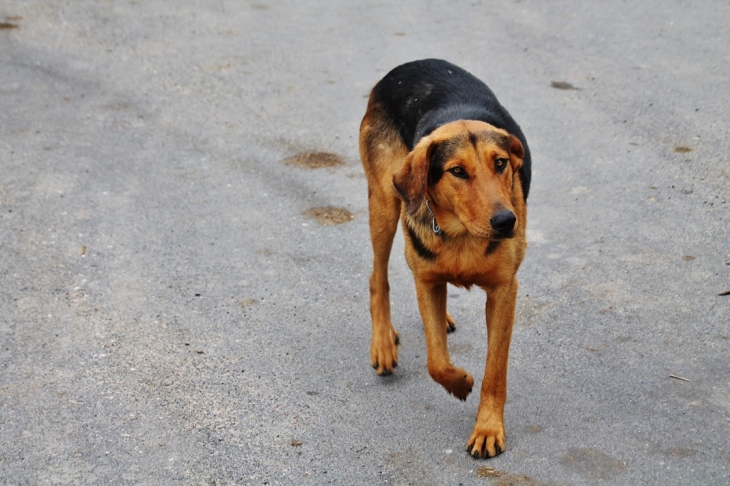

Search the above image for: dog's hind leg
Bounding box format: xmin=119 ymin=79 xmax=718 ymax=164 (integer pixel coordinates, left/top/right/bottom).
xmin=446 ymin=310 xmax=456 ymax=333
xmin=366 ymin=183 xmax=401 ymax=375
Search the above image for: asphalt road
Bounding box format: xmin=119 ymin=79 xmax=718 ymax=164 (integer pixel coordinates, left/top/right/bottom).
xmin=1 ymin=1 xmax=729 ymax=484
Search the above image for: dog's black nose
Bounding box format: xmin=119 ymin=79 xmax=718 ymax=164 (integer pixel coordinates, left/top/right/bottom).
xmin=490 ymin=210 xmax=516 ymax=236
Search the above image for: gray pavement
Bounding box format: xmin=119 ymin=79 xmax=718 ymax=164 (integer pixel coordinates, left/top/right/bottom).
xmin=1 ymin=1 xmax=729 ymax=484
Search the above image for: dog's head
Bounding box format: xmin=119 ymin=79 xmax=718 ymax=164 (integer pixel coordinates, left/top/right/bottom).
xmin=393 ymin=120 xmax=524 ymax=239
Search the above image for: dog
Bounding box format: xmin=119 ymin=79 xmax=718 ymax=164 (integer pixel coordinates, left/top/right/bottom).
xmin=359 ymin=59 xmax=531 ymax=459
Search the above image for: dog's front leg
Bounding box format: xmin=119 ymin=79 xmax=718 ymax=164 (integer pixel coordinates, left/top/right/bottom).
xmin=416 ymin=280 xmax=474 ymax=400
xmin=367 ymin=186 xmax=401 ymax=376
xmin=467 ymin=277 xmax=518 ymax=458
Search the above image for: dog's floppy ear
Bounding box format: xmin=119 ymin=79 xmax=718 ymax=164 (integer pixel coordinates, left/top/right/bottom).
xmin=393 ymin=137 xmax=432 ymax=215
xmin=508 ymin=134 xmax=524 ymax=171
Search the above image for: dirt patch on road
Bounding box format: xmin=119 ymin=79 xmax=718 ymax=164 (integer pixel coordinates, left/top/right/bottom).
xmin=303 ymin=206 xmax=353 ymax=225
xmin=284 ymin=151 xmax=344 ymax=169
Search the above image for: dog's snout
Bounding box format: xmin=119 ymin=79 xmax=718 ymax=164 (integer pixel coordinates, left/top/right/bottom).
xmin=490 ymin=210 xmax=516 ymax=236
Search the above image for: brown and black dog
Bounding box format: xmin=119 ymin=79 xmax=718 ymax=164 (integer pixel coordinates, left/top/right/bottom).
xmin=359 ymin=59 xmax=531 ymax=459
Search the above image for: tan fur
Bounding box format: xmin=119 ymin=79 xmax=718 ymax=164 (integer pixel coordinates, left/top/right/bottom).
xmin=360 ymin=98 xmax=528 ymax=459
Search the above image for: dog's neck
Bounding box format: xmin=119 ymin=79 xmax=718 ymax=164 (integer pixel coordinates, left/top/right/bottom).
xmin=407 ymin=198 xmax=477 ymax=241
xmin=424 ymin=197 xmax=442 ymax=235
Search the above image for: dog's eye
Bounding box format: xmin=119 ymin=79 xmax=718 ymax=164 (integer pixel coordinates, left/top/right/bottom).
xmin=448 ymin=167 xmax=468 ymax=179
xmin=495 ymin=158 xmax=508 ymax=173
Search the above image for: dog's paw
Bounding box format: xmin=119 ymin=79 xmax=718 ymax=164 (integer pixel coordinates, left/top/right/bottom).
xmin=443 ymin=368 xmax=474 ymax=401
xmin=370 ymin=329 xmax=400 ymax=376
xmin=446 ymin=311 xmax=456 ymax=333
xmin=465 ymin=418 xmax=506 ymax=459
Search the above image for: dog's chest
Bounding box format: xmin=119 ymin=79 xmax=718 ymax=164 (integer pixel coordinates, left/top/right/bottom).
xmin=413 ymin=236 xmax=513 ymax=288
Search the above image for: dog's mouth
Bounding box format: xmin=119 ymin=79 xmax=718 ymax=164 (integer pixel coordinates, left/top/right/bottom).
xmin=491 ymin=231 xmax=515 ymax=240
xmin=450 ymin=214 xmax=518 ymax=240
xmin=464 ymin=223 xmax=515 ymax=241
xmin=465 ymin=225 xmax=493 ymax=240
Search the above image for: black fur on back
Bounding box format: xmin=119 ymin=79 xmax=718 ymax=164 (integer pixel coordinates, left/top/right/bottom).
xmin=371 ymin=59 xmax=532 ymax=200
